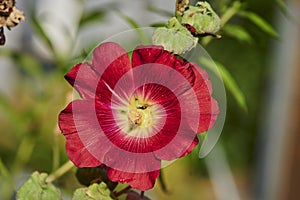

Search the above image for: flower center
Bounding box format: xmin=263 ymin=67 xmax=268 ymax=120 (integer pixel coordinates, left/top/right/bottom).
xmin=127 ymin=96 xmax=153 ymax=130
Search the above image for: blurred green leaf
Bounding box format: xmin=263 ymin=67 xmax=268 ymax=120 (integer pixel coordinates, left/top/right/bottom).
xmin=17 ymin=171 xmax=61 ymax=200
xmin=0 ymin=94 xmax=27 ymax=134
xmin=238 ymin=11 xmax=279 ymax=38
xmin=0 ymin=158 xmax=9 ymax=178
xmin=116 ymin=12 xmax=150 ymax=44
xmin=146 ymin=4 xmax=173 ymax=17
xmin=117 ymin=13 xmax=140 ymax=29
xmin=29 ymin=8 xmax=55 ymax=54
xmin=220 ymin=1 xmax=243 ymax=26
xmin=200 ymin=58 xmax=247 ymax=112
xmin=150 ymin=22 xmax=166 ymax=27
xmin=79 ymin=10 xmax=106 ymax=27
xmin=198 ymin=132 xmax=208 ymax=148
xmin=275 ymin=0 xmax=297 ymax=23
xmin=0 ymin=49 xmax=43 ymax=77
xmin=223 ymin=24 xmax=253 ymax=43
xmin=72 ymin=183 xmax=113 ymax=200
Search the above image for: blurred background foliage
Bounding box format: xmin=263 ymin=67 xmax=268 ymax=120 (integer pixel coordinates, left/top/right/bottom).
xmin=0 ymin=0 xmax=293 ymax=199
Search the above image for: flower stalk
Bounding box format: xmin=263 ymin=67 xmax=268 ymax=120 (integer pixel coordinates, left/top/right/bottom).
xmin=46 ymin=160 xmax=74 ymax=183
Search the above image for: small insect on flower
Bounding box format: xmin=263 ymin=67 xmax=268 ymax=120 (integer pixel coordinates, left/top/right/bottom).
xmin=0 ymin=0 xmax=26 ymax=45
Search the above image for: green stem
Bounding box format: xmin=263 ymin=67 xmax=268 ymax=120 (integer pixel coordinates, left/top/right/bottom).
xmin=46 ymin=160 xmax=74 ymax=183
xmin=0 ymin=158 xmax=15 ymax=200
xmin=158 ymin=169 xmax=168 ymax=193
xmin=12 ymin=136 xmax=36 ymax=173
xmin=52 ymin=129 xmax=60 ymax=171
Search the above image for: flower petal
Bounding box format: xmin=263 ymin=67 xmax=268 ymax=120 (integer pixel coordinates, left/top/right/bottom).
xmin=99 ymin=84 xmax=181 ymax=154
xmin=92 ymin=42 xmax=132 ymax=89
xmin=64 ymin=62 xmax=99 ymax=100
xmin=131 ymin=45 xmax=165 ymax=67
xmin=58 ymin=100 xmax=101 ymax=167
xmin=180 ymin=136 xmax=199 ymax=157
xmin=189 ymin=63 xmax=219 ymax=132
xmin=153 ymin=125 xmax=198 ymax=161
xmin=107 ymin=168 xmax=160 ymax=191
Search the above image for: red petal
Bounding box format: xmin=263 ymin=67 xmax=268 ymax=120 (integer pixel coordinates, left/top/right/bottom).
xmin=180 ymin=136 xmax=199 ymax=157
xmin=98 ymin=84 xmax=181 ymax=154
xmin=154 ymin=125 xmax=198 ymax=160
xmin=92 ymin=42 xmax=132 ymax=89
xmin=190 ymin=63 xmax=219 ymax=132
xmin=58 ymin=100 xmax=101 ymax=167
xmin=64 ymin=62 xmax=99 ymax=100
xmin=131 ymin=45 xmax=165 ymax=68
xmin=107 ymin=168 xmax=160 ymax=191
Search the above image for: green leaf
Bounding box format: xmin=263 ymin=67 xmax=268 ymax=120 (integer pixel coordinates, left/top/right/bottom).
xmin=146 ymin=4 xmax=173 ymax=17
xmin=238 ymin=11 xmax=279 ymax=38
xmin=116 ymin=12 xmax=150 ymax=44
xmin=275 ymin=0 xmax=297 ymax=23
xmin=198 ymin=132 xmax=208 ymax=148
xmin=28 ymin=8 xmax=55 ymax=54
xmin=150 ymin=22 xmax=166 ymax=28
xmin=220 ymin=1 xmax=243 ymax=26
xmin=223 ymin=24 xmax=253 ymax=43
xmin=181 ymin=2 xmax=221 ymax=34
xmin=79 ymin=10 xmax=106 ymax=27
xmin=17 ymin=171 xmax=61 ymax=200
xmin=200 ymin=58 xmax=247 ymax=112
xmin=152 ymin=17 xmax=198 ymax=54
xmin=0 ymin=49 xmax=43 ymax=77
xmin=72 ymin=183 xmax=113 ymax=200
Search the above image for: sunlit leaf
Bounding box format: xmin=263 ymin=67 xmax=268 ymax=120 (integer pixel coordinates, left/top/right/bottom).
xmin=200 ymin=58 xmax=247 ymax=112
xmin=72 ymin=183 xmax=113 ymax=200
xmin=79 ymin=10 xmax=106 ymax=27
xmin=223 ymin=24 xmax=253 ymax=43
xmin=17 ymin=171 xmax=61 ymax=200
xmin=152 ymin=17 xmax=197 ymax=54
xmin=238 ymin=11 xmax=279 ymax=38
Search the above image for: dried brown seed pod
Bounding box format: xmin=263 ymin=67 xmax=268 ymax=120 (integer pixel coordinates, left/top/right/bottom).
xmin=0 ymin=0 xmax=25 ymax=45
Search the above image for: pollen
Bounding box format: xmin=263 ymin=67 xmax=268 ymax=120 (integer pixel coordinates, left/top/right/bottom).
xmin=127 ymin=97 xmax=153 ymax=130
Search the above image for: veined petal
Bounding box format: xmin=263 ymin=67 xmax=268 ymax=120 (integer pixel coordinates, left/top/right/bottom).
xmin=190 ymin=63 xmax=219 ymax=132
xmin=131 ymin=45 xmax=165 ymax=67
xmin=92 ymin=42 xmax=133 ymax=89
xmin=107 ymin=168 xmax=160 ymax=191
xmin=180 ymin=136 xmax=199 ymax=157
xmin=99 ymin=84 xmax=181 ymax=153
xmin=64 ymin=62 xmax=99 ymax=100
xmin=58 ymin=100 xmax=101 ymax=167
xmin=154 ymin=125 xmax=198 ymax=161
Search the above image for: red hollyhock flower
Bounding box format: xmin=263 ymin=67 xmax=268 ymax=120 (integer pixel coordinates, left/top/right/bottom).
xmin=58 ymin=42 xmax=219 ymax=191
